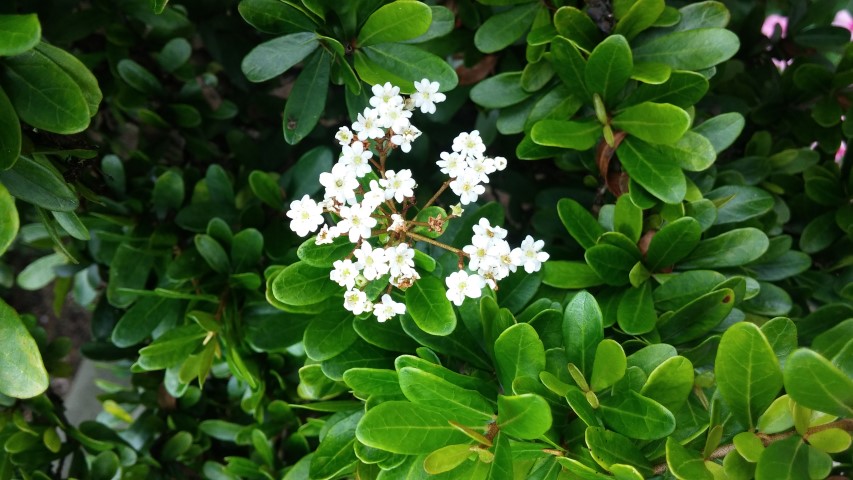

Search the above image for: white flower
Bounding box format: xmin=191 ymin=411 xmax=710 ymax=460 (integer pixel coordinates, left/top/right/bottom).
xmin=362 ymin=180 xmax=386 ymax=211
xmin=387 ymin=213 xmax=405 ymax=233
xmin=330 ymin=259 xmax=362 ymax=290
xmin=390 ymin=124 xmax=421 ymax=153
xmin=449 ymin=171 xmax=485 ymax=205
xmin=511 ymin=235 xmax=549 ymax=273
xmin=386 ymin=243 xmax=416 ymax=278
xmin=319 ymin=163 xmax=359 ymax=204
xmin=381 ymin=104 xmax=412 ymax=133
xmin=463 ymin=234 xmax=499 ymax=273
xmin=437 ymin=151 xmax=467 ymax=178
xmin=472 ymin=218 xmax=507 ymax=244
xmin=452 ymin=130 xmax=486 ymax=159
xmin=340 ymin=141 xmax=373 ymax=178
xmin=337 ymin=203 xmax=377 ymax=243
xmin=352 ymin=108 xmax=385 ymax=140
xmin=445 ymin=270 xmax=485 ymax=306
xmin=369 ymin=82 xmax=403 ymax=115
xmin=343 ymin=289 xmax=371 ymax=315
xmin=315 ymin=224 xmax=340 ymax=245
xmin=450 ymin=204 xmax=464 ymax=217
xmin=466 ymin=155 xmax=495 ymax=184
xmin=412 ymin=79 xmax=446 ymax=114
xmin=380 ymin=169 xmax=417 ymax=203
xmin=335 ymin=126 xmax=355 ymax=146
xmin=286 ymin=194 xmax=324 ymax=237
xmin=354 ymin=242 xmax=390 ymax=281
xmin=493 ymin=156 xmax=508 ymax=171
xmin=373 ymin=294 xmax=406 ymax=322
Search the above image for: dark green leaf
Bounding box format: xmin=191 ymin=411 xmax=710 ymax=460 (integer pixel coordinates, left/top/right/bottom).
xmin=617 ymin=283 xmax=657 ymax=334
xmin=613 ymin=0 xmax=665 ymax=40
xmin=646 ymin=217 xmax=702 ymax=271
xmin=0 ymin=298 xmax=47 ymax=398
xmin=271 ymin=261 xmax=340 ymax=306
xmin=35 ymin=42 xmax=101 ymax=117
xmin=705 ymin=186 xmax=774 ymax=225
xmin=354 ymin=43 xmax=457 ymax=94
xmin=310 ymin=411 xmax=362 ymax=479
xmin=585 ymin=35 xmax=633 ymax=102
xmin=612 ymin=102 xmax=690 ymax=145
xmin=680 ymin=228 xmax=769 ymax=269
xmin=617 ymin=137 xmax=685 ymax=204
xmin=470 ymin=72 xmax=530 ymax=109
xmin=137 ymin=324 xmax=206 ymax=370
xmin=754 ymin=436 xmax=808 ymax=480
xmin=405 ymin=275 xmax=456 ymax=336
xmin=195 ymin=234 xmax=230 ymax=273
xmin=622 ymin=71 xmax=708 ymax=109
xmin=241 ymin=32 xmax=318 ymax=83
xmin=357 ymin=0 xmax=432 ymax=47
xmin=399 ymin=367 xmax=494 ymax=424
xmin=474 ymin=3 xmax=539 ymax=54
xmin=658 ymin=288 xmax=734 ymax=344
xmin=0 ymin=86 xmax=19 ymax=170
xmin=553 ymin=7 xmax=600 ymax=51
xmin=542 ymin=261 xmax=605 ymax=289
xmin=550 ymin=36 xmax=590 ymax=101
xmin=585 ymin=427 xmax=653 ymax=475
xmin=632 ymin=28 xmax=739 ymax=70
xmin=106 ymin=244 xmax=154 ymax=308
xmin=284 ymin=49 xmax=331 ymax=144
xmin=304 ymin=312 xmax=356 ymax=361
xmin=557 ymin=198 xmax=605 ymax=249
xmin=0 ymin=183 xmax=17 ymax=256
xmin=531 ymin=118 xmax=602 ymax=150
xmin=112 ymin=297 xmax=183 ymax=348
xmin=585 ymin=244 xmax=636 ymax=286
xmin=600 ymin=390 xmax=676 ymax=440
xmin=238 ymin=0 xmax=316 ymax=35
xmin=563 ymin=291 xmax=604 ymax=378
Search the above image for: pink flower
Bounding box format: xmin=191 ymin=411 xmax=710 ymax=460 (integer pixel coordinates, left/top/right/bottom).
xmin=836 ymin=141 xmax=847 ymax=164
xmin=833 ymin=10 xmax=853 ymax=39
xmin=761 ymin=14 xmax=788 ymax=39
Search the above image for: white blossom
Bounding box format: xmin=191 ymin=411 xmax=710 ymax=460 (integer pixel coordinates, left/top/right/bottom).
xmin=472 ymin=218 xmax=507 ymax=245
xmin=369 ymin=82 xmax=403 ymax=115
xmin=319 ymin=163 xmax=359 ymax=204
xmin=437 ymin=151 xmax=467 ymax=178
xmin=452 ymin=130 xmax=486 ymax=159
xmin=493 ymin=156 xmax=508 ymax=171
xmin=381 ymin=104 xmax=412 ymax=133
xmin=467 ymin=155 xmax=496 ymax=184
xmin=445 ymin=270 xmax=485 ymax=306
xmin=337 ymin=203 xmax=377 ymax=243
xmin=330 ymin=259 xmax=361 ymax=290
xmin=373 ymin=294 xmax=406 ymax=322
xmin=386 ymin=243 xmax=416 ymax=278
xmin=315 ymin=224 xmax=340 ymax=245
xmin=380 ymin=169 xmax=417 ymax=203
xmin=286 ymin=194 xmax=324 ymax=237
xmin=449 ymin=171 xmax=485 ymax=205
xmin=511 ymin=235 xmax=549 ymax=273
xmin=343 ymin=289 xmax=371 ymax=315
xmin=339 ymin=141 xmax=374 ymax=178
xmin=412 ymin=79 xmax=446 ymax=114
xmin=362 ymin=180 xmax=386 ymax=211
xmin=354 ymin=242 xmax=390 ymax=281
xmin=335 ymin=126 xmax=355 ymax=146
xmin=387 ymin=213 xmax=405 ymax=233
xmin=390 ymin=124 xmax=421 ymax=153
xmin=352 ymin=107 xmax=385 ymax=140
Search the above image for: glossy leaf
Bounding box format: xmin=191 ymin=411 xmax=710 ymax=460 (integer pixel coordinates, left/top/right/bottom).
xmin=284 ymin=49 xmax=331 ymax=144
xmin=783 ymin=349 xmax=853 ymax=418
xmin=0 ymin=14 xmax=41 ymax=56
xmin=617 ymin=283 xmax=657 ymax=335
xmin=112 ymin=297 xmax=183 ymax=348
xmin=0 ymin=183 xmax=17 ymax=256
xmin=474 ymin=3 xmax=539 ymax=54
xmin=310 ymin=411 xmax=362 ymax=480
xmin=645 ymin=217 xmax=702 ymax=271
xmin=666 ymin=437 xmax=712 ymax=480
xmin=557 ymin=198 xmax=606 ymax=249
xmin=531 ymin=119 xmax=602 ymax=150
xmin=0 ymin=86 xmax=19 ymax=170
xmin=497 ymin=394 xmax=552 ymax=439
xmin=585 ymin=243 xmax=637 ymax=286
xmin=658 ymin=288 xmax=734 ymax=344
xmin=405 ymin=275 xmax=456 ymax=336
xmin=494 ymin=323 xmax=545 ymax=392
xmin=272 ymin=261 xmax=340 ymax=306
xmin=543 ymin=261 xmax=605 ymax=289
xmin=590 ymin=339 xmax=626 ymax=391
xmin=398 ymin=367 xmax=494 ymax=424
xmin=613 ymin=0 xmax=665 ymax=40
xmin=550 ymin=36 xmax=590 ymax=100
xmin=585 ymin=35 xmax=633 ymax=102
xmin=680 ymin=228 xmax=769 ymax=269
xmin=0 ymin=298 xmax=48 ymax=398
xmin=563 ymin=291 xmax=604 ymax=378
xmin=754 ymin=436 xmax=808 ymax=480
xmin=612 ymin=102 xmax=690 ymax=145
xmin=585 ymin=427 xmax=653 ymax=475
xmin=241 ymin=32 xmax=318 ymax=82
xmin=35 ymin=42 xmax=101 ymax=117
xmin=600 ymin=391 xmax=676 ymax=440
xmin=641 ymin=356 xmax=693 ymax=412
xmin=357 ymin=0 xmax=432 ymax=47
xmin=617 ymin=137 xmax=686 ymax=204
xmin=356 ymin=401 xmax=473 ymax=454
xmin=633 ymin=27 xmax=740 ymax=70
xmin=354 ymin=43 xmax=457 ymax=94
xmin=304 ymin=312 xmax=357 ymax=361
xmin=238 ymin=0 xmax=316 ymax=34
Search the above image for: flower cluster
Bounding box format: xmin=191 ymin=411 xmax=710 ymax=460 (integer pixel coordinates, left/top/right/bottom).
xmin=285 ymin=79 xmax=547 ymax=322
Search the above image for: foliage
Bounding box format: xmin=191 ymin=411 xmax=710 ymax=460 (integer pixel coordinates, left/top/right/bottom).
xmin=0 ymin=0 xmax=851 ymax=479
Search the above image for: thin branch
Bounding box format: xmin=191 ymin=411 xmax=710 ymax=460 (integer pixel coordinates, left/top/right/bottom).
xmin=421 ymin=179 xmax=452 ymax=211
xmin=405 ymin=231 xmax=466 ymax=257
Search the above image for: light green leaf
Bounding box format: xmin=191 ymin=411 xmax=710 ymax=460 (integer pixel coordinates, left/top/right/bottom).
xmin=0 ymin=298 xmax=47 ymax=398
xmin=563 ymin=291 xmax=604 ymax=379
xmin=667 ymin=131 xmax=716 ymax=172
xmin=2 ymin=50 xmax=89 ymax=134
xmin=0 ymin=14 xmax=41 ymax=56
xmin=680 ymin=228 xmax=769 ymax=269
xmin=0 ymin=155 xmax=77 ymax=211
xmin=616 ymin=137 xmax=685 ymax=204
xmin=423 ymin=444 xmax=474 ymax=475
xmin=600 ymin=390 xmax=676 ymax=440
xmin=550 ymin=36 xmax=590 ymax=101
xmin=494 ymin=323 xmax=545 ymax=392
xmin=497 ymin=394 xmax=552 ymax=439
xmin=585 ymin=427 xmax=653 ymax=475
xmin=35 ymin=42 xmax=101 ymax=117
xmin=0 ymin=183 xmax=18 ymax=256
xmin=354 ymin=43 xmax=457 ymax=94
xmin=716 ymin=323 xmax=783 ymax=430
xmin=641 ymin=356 xmax=694 ymax=412
xmin=783 ymin=349 xmax=853 ymax=418
xmin=272 ymin=261 xmax=341 ymax=306
xmin=614 ymin=195 xmax=642 ymax=243
xmin=692 ymin=112 xmax=744 ymax=154
xmin=666 ymin=437 xmax=712 ymax=480
xmin=630 ymin=62 xmax=671 ymax=84
xmin=585 ymin=35 xmax=633 ymax=102
xmin=542 ymin=261 xmax=604 ymax=289
xmin=617 ymin=283 xmax=657 ymax=334
xmin=613 ymin=0 xmax=665 ymax=40
xmin=585 ymin=244 xmax=635 ymax=286
xmin=399 ymin=367 xmax=494 ymax=424
xmin=357 ymin=0 xmax=432 ymax=47
xmin=356 ymin=401 xmax=473 ymax=454
xmin=531 ymin=119 xmax=601 ymax=151
xmin=137 ymin=324 xmax=206 ymax=370
xmin=406 ymin=275 xmax=456 ymax=336
xmin=241 ymin=32 xmax=319 ymax=82
xmin=591 ymin=339 xmax=627 ymax=391
xmin=754 ymin=436 xmax=808 ymax=480
xmin=633 ymin=27 xmax=739 ymax=70
xmin=284 ymin=49 xmax=331 ymax=144
xmin=474 ymin=3 xmax=539 ymax=54
xmin=612 ymin=102 xmax=690 ymax=145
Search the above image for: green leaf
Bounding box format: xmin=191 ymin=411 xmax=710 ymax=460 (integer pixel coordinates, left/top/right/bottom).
xmin=16 ymin=252 xmax=63 ymax=290
xmin=600 ymin=390 xmax=676 ymax=440
xmin=632 ymin=27 xmax=739 ymax=70
xmin=658 ymin=288 xmax=734 ymax=344
xmin=557 ymin=198 xmax=605 ymax=249
xmin=248 ymin=170 xmax=283 ymax=209
xmin=90 ymin=451 xmax=119 ymax=480
xmin=622 ymin=71 xmax=708 ymax=109
xmin=0 ymin=14 xmax=40 ymax=56
xmin=563 ymin=291 xmax=604 ymax=379
xmin=356 ymin=401 xmax=473 ymax=454
xmin=0 ymin=299 xmax=47 ymax=398
xmin=357 ymin=0 xmax=431 ymax=47
xmin=630 ymin=62 xmax=671 ymax=84
xmin=716 ymin=323 xmax=783 ymax=430
xmin=666 ymin=131 xmax=716 ymax=172
xmin=304 ymin=312 xmax=356 ymax=361
xmin=553 ymin=7 xmax=600 ymax=51
xmin=550 ymin=36 xmax=590 ymax=101
xmin=231 ymin=229 xmax=263 ymax=272
xmin=34 ymin=42 xmax=101 ymax=117
xmin=591 ymin=339 xmax=627 ymax=391
xmin=617 ymin=283 xmax=657 ymax=334
xmin=494 ymin=323 xmax=545 ymax=392
xmin=237 ymin=0 xmax=316 ymax=34
xmin=666 ymin=437 xmax=712 ymax=480
xmin=613 ymin=0 xmax=665 ymax=40
xmin=0 ymin=86 xmax=19 ymax=170
xmin=613 ymin=195 xmax=642 ymax=243
xmin=137 ymin=324 xmax=206 ymax=370
xmin=692 ymin=112 xmax=744 ymax=154
xmin=354 ymin=42 xmax=457 ymax=94
xmin=474 ymin=3 xmax=539 ymax=54
xmin=612 ymin=102 xmax=690 ymax=144
xmin=783 ymin=349 xmax=853 ymax=418
xmin=284 ymin=49 xmax=331 ymax=144
xmin=807 ymin=428 xmax=851 ymax=453
xmin=641 ymin=356 xmax=693 ymax=412
xmin=754 ymin=436 xmax=808 ymax=480
xmin=241 ymin=32 xmax=319 ymax=82
xmin=470 ymin=72 xmax=530 ymax=109
xmin=423 ymin=444 xmax=474 ymax=475
xmin=310 ymin=411 xmax=362 ymax=480
xmin=116 ymin=59 xmax=162 ymax=96
xmin=542 ymin=261 xmax=605 ymax=289
xmin=497 ymin=394 xmax=552 ymax=439
xmin=616 ymin=137 xmax=685 ymax=204
xmin=112 ymin=297 xmax=183 ymax=348
xmin=645 ymin=217 xmax=701 ymax=271
xmin=404 ymin=6 xmax=455 ymax=44
xmin=405 ymin=275 xmax=456 ymax=336
xmin=0 ymin=155 xmax=77 ymax=211
xmin=107 ymin=244 xmax=154 ymax=308
xmin=343 ymin=368 xmax=402 ymax=397
xmin=195 ymin=234 xmax=230 ymax=273
xmin=531 ymin=119 xmax=602 ymax=150
xmin=585 ymin=427 xmax=653 ymax=475
xmin=680 ymin=228 xmax=769 ymax=269
xmin=799 ymin=212 xmax=838 ymax=254
xmin=705 ymin=186 xmax=774 ymax=225
xmin=585 ymin=244 xmax=636 ymax=286
xmin=585 ymin=35 xmax=633 ymax=102
xmin=0 ymin=183 xmax=18 ymax=256
xmin=271 ymin=261 xmax=340 ymax=306
xmin=399 ymin=367 xmax=494 ymax=424
xmin=1 ymin=50 xmax=89 ymax=134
